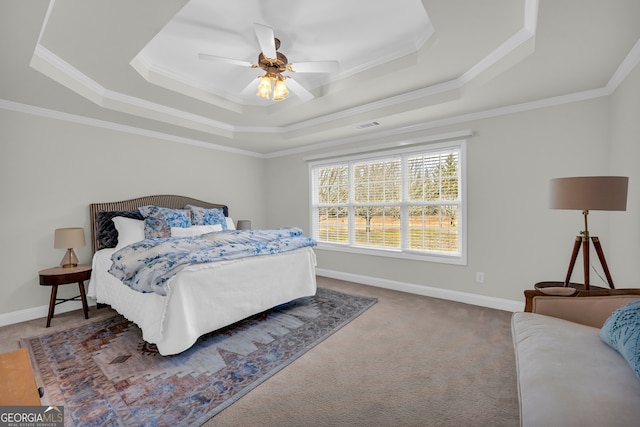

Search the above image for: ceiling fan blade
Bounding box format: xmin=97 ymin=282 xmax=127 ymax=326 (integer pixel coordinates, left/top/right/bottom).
xmin=286 ymin=78 xmax=314 ymax=102
xmin=254 ymin=23 xmax=277 ymax=59
xmin=290 ymin=61 xmax=339 ymax=74
xmin=198 ymin=53 xmax=253 ymax=68
xmin=240 ymin=78 xmax=260 ymax=97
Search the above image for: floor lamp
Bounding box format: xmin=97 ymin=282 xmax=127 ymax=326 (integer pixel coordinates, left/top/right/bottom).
xmin=549 ymin=176 xmax=628 ymax=290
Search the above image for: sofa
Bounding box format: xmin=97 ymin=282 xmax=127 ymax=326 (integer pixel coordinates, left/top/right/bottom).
xmin=511 ymin=288 xmax=640 ymax=427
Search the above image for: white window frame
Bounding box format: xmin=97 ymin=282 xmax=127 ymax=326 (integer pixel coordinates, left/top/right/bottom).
xmin=309 ymin=140 xmax=467 ymax=265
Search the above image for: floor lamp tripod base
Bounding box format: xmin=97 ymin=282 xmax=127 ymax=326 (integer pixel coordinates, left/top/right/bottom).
xmin=563 ymin=235 xmax=615 ymax=290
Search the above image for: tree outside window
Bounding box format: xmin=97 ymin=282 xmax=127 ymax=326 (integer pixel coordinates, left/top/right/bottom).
xmin=311 ymin=142 xmax=464 ymax=262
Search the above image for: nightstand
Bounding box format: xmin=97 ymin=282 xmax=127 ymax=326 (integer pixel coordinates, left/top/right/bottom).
xmin=39 ymin=264 xmax=91 ymax=327
xmin=534 ymin=281 xmax=605 ymax=291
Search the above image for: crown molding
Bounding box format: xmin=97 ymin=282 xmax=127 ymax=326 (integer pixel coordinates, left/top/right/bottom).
xmin=130 ymin=52 xmax=250 ymax=111
xmin=0 ymin=99 xmax=264 ymax=158
xmin=10 ymin=0 xmax=638 ymax=159
xmin=606 ymin=38 xmax=640 ymax=92
xmin=265 ymin=86 xmax=609 ymax=158
xmin=0 ymin=81 xmax=617 ymax=161
xmin=30 ymin=0 xmax=539 ymax=138
xmin=30 ymin=44 xmax=236 ymax=137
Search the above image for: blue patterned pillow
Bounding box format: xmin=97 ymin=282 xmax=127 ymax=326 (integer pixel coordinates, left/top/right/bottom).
xmin=138 ymin=206 xmax=192 ymax=238
xmin=185 ymin=205 xmax=227 ymax=230
xmin=600 ymin=299 xmax=640 ymax=379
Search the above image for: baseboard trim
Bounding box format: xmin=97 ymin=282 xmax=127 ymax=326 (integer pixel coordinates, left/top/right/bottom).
xmin=0 ymin=299 xmax=96 ymax=328
xmin=316 ymin=268 xmax=523 ymax=312
xmin=0 ymin=272 xmax=523 ymax=327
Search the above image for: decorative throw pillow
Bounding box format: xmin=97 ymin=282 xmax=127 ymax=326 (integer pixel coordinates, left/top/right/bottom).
xmin=96 ymin=210 xmax=144 ymax=249
xmin=113 ymin=217 xmax=145 ymax=250
xmin=600 ymin=299 xmax=640 ymax=378
xmin=185 ymin=205 xmax=228 ymax=229
xmin=225 ymin=217 xmax=236 ymax=230
xmin=171 ymin=224 xmax=222 ymax=237
xmin=138 ymin=206 xmax=192 ymax=238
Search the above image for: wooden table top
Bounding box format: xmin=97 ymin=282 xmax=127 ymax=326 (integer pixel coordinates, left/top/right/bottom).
xmin=39 ymin=264 xmax=91 ymax=276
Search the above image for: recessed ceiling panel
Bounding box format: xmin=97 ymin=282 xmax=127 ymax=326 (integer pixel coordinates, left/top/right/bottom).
xmin=132 ymin=0 xmax=432 ymax=106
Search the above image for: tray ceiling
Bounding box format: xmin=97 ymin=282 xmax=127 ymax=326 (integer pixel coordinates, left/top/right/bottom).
xmin=2 ymin=0 xmax=640 ymax=156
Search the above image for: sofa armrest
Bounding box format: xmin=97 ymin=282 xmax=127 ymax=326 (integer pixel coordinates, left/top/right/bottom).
xmin=523 ymin=288 xmax=640 ymax=328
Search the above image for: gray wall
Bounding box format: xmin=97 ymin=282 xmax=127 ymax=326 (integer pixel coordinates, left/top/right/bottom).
xmin=1 ymin=65 xmax=637 ymax=320
xmin=0 ymin=109 xmax=265 ymax=316
xmin=609 ymin=62 xmax=640 ymax=285
xmin=265 ymin=66 xmax=640 ymax=303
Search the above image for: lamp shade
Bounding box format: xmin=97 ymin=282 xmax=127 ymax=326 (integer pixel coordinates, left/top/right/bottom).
xmin=549 ymin=176 xmax=628 ymax=211
xmin=236 ymin=220 xmax=251 ymax=230
xmin=54 ymin=227 xmax=86 ymax=249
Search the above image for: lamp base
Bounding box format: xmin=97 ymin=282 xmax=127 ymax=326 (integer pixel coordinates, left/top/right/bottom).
xmin=563 ymin=235 xmax=615 ymax=290
xmin=60 ymin=248 xmax=79 ymax=269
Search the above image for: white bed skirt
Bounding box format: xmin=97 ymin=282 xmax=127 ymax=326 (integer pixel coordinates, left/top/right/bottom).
xmin=88 ymin=247 xmax=317 ymax=355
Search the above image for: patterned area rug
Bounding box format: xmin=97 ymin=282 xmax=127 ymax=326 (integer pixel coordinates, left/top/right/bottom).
xmin=21 ymin=288 xmax=376 ymax=426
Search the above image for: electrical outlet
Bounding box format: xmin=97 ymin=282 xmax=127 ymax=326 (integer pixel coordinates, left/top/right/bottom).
xmin=476 ymin=272 xmax=485 ymax=283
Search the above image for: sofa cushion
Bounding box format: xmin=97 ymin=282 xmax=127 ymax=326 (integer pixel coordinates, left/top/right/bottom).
xmin=512 ymin=312 xmax=640 ymax=427
xmin=600 ymin=299 xmax=640 ymax=379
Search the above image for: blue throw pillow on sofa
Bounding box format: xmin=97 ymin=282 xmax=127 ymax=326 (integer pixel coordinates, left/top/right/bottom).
xmin=600 ymin=299 xmax=640 ymax=379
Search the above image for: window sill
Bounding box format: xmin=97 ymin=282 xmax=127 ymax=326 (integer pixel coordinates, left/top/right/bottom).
xmin=314 ymin=242 xmax=467 ymax=265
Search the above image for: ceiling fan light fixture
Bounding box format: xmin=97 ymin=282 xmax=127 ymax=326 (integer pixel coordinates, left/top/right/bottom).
xmin=199 ymin=23 xmax=338 ymax=103
xmin=257 ymin=76 xmax=272 ymax=99
xmin=272 ymin=78 xmax=289 ymax=101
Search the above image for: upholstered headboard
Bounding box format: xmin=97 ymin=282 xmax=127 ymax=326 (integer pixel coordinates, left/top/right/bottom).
xmin=89 ymin=195 xmax=228 ymax=254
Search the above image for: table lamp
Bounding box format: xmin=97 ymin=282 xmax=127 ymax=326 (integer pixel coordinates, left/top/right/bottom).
xmin=54 ymin=227 xmax=86 ymax=268
xmin=549 ymin=176 xmax=628 ymax=290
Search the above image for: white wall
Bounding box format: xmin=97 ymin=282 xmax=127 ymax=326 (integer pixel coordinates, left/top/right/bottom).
xmin=0 ymin=109 xmax=266 ymax=317
xmin=266 ymin=95 xmax=627 ymax=304
xmin=609 ymin=64 xmax=640 ymax=285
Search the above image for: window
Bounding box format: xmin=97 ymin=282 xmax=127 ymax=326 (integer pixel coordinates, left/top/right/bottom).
xmin=310 ymin=141 xmax=466 ymax=264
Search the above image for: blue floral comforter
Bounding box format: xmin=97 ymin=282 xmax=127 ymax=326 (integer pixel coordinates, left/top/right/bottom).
xmin=108 ymin=228 xmax=316 ymax=295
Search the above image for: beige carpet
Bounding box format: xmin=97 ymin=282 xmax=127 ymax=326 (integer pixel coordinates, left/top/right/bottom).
xmin=0 ymin=277 xmax=520 ymax=426
xmin=205 ymin=277 xmax=520 ymax=427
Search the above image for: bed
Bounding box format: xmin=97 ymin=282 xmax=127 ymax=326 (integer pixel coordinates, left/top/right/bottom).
xmin=87 ymin=195 xmax=317 ymax=355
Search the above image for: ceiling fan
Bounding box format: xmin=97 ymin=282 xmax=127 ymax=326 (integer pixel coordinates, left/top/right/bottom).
xmin=198 ymin=23 xmax=339 ymax=102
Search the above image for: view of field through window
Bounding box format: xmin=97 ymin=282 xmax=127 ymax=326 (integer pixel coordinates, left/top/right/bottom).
xmin=312 ymin=147 xmax=461 ymax=256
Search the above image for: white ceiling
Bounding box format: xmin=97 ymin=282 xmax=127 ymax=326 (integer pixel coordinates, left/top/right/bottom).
xmin=2 ymin=0 xmax=639 ymax=156
xmin=133 ymin=0 xmax=434 ymax=106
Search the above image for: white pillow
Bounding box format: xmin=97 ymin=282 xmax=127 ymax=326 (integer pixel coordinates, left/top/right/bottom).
xmin=171 ymin=224 xmax=222 ymax=237
xmin=113 ymin=217 xmax=145 ymax=250
xmin=226 ymin=217 xmax=236 ymax=230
